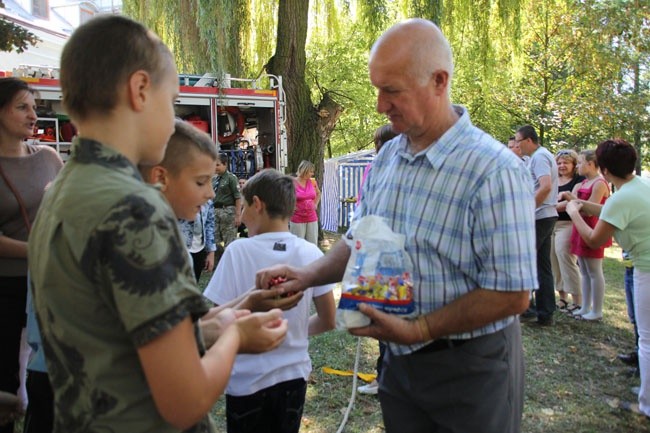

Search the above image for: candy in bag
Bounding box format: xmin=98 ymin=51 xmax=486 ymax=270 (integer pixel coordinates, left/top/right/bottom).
xmin=336 ymin=215 xmax=415 ymax=329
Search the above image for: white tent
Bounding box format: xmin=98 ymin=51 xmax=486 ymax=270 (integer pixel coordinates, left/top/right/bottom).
xmin=320 ymin=150 xmax=374 ymax=233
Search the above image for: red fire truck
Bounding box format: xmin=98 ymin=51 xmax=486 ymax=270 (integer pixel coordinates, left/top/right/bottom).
xmin=3 ymin=67 xmax=288 ymax=178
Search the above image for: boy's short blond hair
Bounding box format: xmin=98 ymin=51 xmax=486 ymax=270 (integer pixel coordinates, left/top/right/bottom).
xmin=60 ymin=15 xmax=174 ymax=122
xmin=160 ymin=119 xmax=219 ymax=175
xmin=242 ymin=169 xmax=295 ymax=219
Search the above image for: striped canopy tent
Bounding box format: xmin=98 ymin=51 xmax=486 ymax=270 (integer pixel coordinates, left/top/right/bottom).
xmin=320 ymin=150 xmax=375 ymax=233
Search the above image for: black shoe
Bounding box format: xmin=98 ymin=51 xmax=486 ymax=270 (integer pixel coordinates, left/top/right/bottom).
xmin=618 ymin=351 xmax=639 ymax=367
xmin=526 ymin=316 xmax=553 ymax=327
xmin=520 ymin=308 xmax=537 ymax=321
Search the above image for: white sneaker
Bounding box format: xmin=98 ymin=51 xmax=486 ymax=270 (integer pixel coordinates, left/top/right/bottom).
xmin=357 ymin=380 xmax=378 ymax=395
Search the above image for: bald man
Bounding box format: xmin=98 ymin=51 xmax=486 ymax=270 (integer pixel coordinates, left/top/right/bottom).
xmin=256 ymin=19 xmax=536 ymax=433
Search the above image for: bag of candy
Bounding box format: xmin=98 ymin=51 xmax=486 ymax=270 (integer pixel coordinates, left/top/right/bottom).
xmin=336 ymin=215 xmax=415 ymax=329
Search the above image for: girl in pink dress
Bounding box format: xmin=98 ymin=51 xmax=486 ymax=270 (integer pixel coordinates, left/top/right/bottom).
xmin=569 ymin=150 xmax=610 ymax=321
xmin=290 ymin=160 xmax=320 ymax=245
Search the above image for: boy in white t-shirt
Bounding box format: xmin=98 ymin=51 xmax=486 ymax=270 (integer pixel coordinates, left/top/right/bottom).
xmin=203 ymin=169 xmax=336 ymax=433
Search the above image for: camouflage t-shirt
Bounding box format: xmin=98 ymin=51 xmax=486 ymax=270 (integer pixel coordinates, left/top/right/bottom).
xmin=28 ymin=138 xmax=215 ymax=433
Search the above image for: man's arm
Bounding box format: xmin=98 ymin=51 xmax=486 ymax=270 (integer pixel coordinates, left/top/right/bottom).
xmin=349 ymin=289 xmax=530 ymax=345
xmin=255 ymin=239 xmax=350 ymax=292
xmin=233 ymin=198 xmax=242 ymax=227
xmin=535 ymin=175 xmax=552 ymax=208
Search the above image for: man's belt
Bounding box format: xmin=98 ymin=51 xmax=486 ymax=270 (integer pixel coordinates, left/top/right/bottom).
xmin=414 ymin=338 xmax=470 ymax=354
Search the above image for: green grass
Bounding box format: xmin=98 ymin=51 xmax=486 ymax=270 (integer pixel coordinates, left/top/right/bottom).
xmin=203 ymin=239 xmax=647 ymax=432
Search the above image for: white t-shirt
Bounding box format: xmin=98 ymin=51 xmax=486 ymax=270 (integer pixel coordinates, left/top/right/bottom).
xmin=203 ymin=231 xmax=334 ymax=396
xmin=526 ymin=146 xmax=559 ymax=220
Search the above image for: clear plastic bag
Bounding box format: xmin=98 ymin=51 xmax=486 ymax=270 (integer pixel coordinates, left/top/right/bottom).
xmin=336 ymin=215 xmax=415 ymax=329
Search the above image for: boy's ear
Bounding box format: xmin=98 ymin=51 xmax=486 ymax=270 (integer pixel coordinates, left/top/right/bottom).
xmin=252 ymin=195 xmax=264 ymax=212
xmin=149 ymin=166 xmax=169 ymax=191
xmin=127 ymin=70 xmax=151 ymax=112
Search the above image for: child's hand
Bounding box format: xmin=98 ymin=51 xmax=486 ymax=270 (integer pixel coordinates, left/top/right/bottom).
xmin=204 ymin=251 xmax=215 ymax=273
xmin=247 ymin=289 xmax=304 ymax=312
xmin=559 ymin=191 xmax=576 ymax=202
xmin=234 ymin=309 xmax=288 ymax=354
xmin=200 ymin=307 xmax=251 ymax=348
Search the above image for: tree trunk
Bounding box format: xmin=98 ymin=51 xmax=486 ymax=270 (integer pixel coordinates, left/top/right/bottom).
xmin=265 ymin=0 xmax=341 ymax=184
xmin=266 ymin=0 xmax=321 ymax=177
xmin=633 ymin=60 xmax=642 ymax=175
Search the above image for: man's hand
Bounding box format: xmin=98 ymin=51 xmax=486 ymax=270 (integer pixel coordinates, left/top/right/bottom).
xmin=234 ymin=309 xmax=288 ymax=353
xmin=255 ymin=265 xmax=309 ymax=294
xmin=347 ymin=304 xmax=423 ymax=346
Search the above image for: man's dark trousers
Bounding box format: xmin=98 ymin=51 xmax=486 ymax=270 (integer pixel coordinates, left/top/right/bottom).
xmin=534 ymin=217 xmax=557 ymax=322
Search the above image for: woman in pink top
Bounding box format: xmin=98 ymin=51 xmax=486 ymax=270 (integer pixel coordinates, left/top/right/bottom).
xmin=290 ymin=160 xmax=321 ymax=245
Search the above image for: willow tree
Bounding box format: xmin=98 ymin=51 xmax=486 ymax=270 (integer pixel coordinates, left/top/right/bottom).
xmin=307 ymin=0 xmax=526 ymax=156
xmin=123 ymin=0 xmax=528 ymax=170
xmin=123 ymin=0 xmax=342 ymax=178
xmin=264 ymin=0 xmax=342 ymax=177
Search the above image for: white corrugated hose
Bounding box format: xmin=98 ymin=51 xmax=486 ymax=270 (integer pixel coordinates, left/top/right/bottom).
xmin=335 ymin=337 xmax=363 ymax=433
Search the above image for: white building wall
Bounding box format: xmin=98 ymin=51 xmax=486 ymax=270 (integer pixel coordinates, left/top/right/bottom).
xmin=0 ymin=0 xmax=113 ymax=72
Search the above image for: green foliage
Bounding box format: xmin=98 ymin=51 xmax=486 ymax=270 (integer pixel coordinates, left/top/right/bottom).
xmin=0 ymin=1 xmax=40 ymax=53
xmin=250 ymin=0 xmax=278 ymax=75
xmin=356 ymin=0 xmax=395 ymax=47
xmin=307 ymin=26 xmax=385 ymax=157
xmin=122 ymin=0 xmax=649 ymax=164
xmin=123 ymin=0 xmax=252 ymax=77
xmin=448 ymin=0 xmax=649 ymax=161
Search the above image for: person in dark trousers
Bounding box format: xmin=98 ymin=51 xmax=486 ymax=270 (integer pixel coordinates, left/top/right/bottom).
xmin=516 ymin=124 xmax=559 ymax=326
xmin=212 ymin=154 xmax=242 ymax=262
xmin=256 ymin=19 xmax=536 ymax=433
xmin=619 ymin=250 xmax=639 ymax=374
